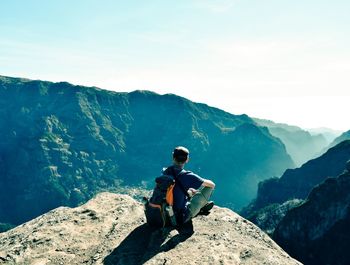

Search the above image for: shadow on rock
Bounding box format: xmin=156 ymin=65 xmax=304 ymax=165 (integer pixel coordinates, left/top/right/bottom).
xmin=103 ymin=221 xmax=194 ymax=265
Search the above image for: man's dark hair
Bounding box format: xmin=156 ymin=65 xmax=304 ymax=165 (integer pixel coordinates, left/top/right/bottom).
xmin=173 ymin=146 xmax=189 ymax=163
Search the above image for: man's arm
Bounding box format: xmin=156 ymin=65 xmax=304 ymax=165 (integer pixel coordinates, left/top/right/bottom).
xmin=202 ymin=179 xmax=215 ymax=188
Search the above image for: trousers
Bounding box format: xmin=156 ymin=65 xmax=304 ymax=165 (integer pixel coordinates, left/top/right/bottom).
xmin=187 ymin=186 xmax=213 ymax=219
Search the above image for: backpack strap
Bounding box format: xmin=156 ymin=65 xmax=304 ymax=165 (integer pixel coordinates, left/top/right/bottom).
xmin=173 ymin=169 xmax=190 ymax=199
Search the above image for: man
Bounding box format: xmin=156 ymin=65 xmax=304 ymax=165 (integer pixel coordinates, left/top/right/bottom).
xmin=163 ymin=146 xmax=215 ymax=225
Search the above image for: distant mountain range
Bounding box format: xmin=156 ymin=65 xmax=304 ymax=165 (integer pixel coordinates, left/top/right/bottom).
xmin=254 ymin=118 xmax=331 ymax=167
xmin=326 ymin=129 xmax=350 ymax=149
xmin=0 ymin=75 xmax=294 ymax=226
xmin=308 ymin=127 xmax=342 ymax=143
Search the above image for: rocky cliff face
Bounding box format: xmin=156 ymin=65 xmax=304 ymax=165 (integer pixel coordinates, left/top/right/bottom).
xmin=252 ymin=140 xmax=350 ymax=210
xmin=0 ymin=192 xmax=301 ymax=265
xmin=245 ymin=199 xmax=303 ymax=236
xmin=273 ymin=161 xmax=350 ymax=265
xmin=242 ymin=140 xmax=350 ymax=235
xmin=0 ymin=75 xmax=294 ymax=226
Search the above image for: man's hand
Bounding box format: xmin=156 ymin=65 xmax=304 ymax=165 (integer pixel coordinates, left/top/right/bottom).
xmin=202 ymin=179 xmax=215 ymax=189
xmin=188 ymin=188 xmax=198 ymax=197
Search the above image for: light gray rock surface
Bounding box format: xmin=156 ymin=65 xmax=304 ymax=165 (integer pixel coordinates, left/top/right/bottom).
xmin=0 ymin=193 xmax=301 ymax=265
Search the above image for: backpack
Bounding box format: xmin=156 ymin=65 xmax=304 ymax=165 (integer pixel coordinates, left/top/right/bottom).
xmin=144 ymin=169 xmax=188 ymax=228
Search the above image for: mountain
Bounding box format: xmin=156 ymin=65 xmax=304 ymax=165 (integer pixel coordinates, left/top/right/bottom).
xmin=253 ymin=140 xmax=350 ymax=209
xmin=308 ymin=127 xmax=342 ymax=144
xmin=274 ymin=160 xmax=350 ymax=265
xmin=0 ymin=75 xmax=294 ymax=226
xmin=0 ymin=192 xmax=301 ymax=265
xmin=326 ymin=129 xmax=350 ymax=149
xmin=254 ymin=118 xmax=329 ymax=167
xmin=242 ymin=140 xmax=350 ymax=233
xmin=245 ymin=199 xmax=303 ymax=236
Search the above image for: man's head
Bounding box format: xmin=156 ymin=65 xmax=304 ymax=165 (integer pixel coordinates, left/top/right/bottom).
xmin=173 ymin=146 xmax=189 ymax=166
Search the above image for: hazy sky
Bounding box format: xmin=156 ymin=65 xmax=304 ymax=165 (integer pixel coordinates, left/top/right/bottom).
xmin=1 ymin=0 xmax=350 ymax=131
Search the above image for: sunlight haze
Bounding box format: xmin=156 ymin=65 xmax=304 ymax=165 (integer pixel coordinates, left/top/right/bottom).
xmin=1 ymin=0 xmax=349 ymax=131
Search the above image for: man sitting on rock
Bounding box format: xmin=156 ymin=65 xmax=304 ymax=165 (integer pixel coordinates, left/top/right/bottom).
xmin=163 ymin=146 xmax=215 ymax=225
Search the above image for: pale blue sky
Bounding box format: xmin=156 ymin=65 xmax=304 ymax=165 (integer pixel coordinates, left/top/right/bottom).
xmin=1 ymin=0 xmax=350 ymax=130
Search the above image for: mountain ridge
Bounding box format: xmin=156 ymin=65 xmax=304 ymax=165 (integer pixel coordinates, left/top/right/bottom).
xmin=254 ymin=118 xmax=329 ymax=167
xmin=242 ymin=140 xmax=350 ymax=236
xmin=252 ymin=140 xmax=350 ymax=209
xmin=273 ymin=160 xmax=350 ymax=265
xmin=0 ymin=75 xmax=294 ymax=226
xmin=326 ymin=130 xmax=350 ymax=150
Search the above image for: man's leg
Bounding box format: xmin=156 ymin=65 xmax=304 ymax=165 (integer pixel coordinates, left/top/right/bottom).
xmin=187 ymin=186 xmax=214 ymax=219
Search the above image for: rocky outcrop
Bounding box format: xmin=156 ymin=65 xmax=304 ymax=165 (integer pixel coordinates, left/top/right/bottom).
xmin=0 ymin=192 xmax=301 ymax=265
xmin=0 ymin=75 xmax=294 ymax=225
xmin=273 ymin=161 xmax=350 ymax=265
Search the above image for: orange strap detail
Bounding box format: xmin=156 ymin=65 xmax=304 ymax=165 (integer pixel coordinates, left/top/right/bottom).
xmin=166 ymin=184 xmax=175 ymax=206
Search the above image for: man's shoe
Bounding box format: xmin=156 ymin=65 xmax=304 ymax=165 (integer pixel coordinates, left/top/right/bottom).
xmin=197 ymin=201 xmax=214 ymax=215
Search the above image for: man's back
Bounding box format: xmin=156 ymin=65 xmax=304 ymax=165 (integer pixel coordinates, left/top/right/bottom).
xmin=145 ymin=146 xmax=215 ymax=228
xmin=163 ymin=165 xmax=204 ymax=224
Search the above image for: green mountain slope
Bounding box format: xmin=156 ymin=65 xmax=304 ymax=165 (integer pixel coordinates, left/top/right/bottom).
xmin=0 ymin=75 xmax=294 ymax=225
